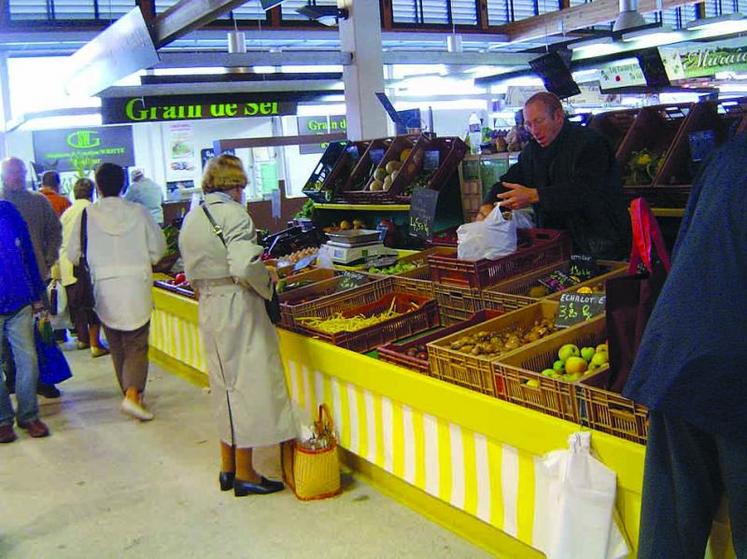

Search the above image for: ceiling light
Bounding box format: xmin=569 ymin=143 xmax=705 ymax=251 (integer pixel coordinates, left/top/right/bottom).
xmin=622 ymin=24 xmax=672 ymax=41
xmin=613 ymin=0 xmax=647 ymax=32
xmin=569 ymin=36 xmax=614 ymax=50
xmin=296 ymin=6 xmax=349 ymax=27
xmin=686 ymin=12 xmax=743 ymax=30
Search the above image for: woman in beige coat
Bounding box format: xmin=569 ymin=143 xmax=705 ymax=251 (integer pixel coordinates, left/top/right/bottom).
xmin=178 ymin=155 xmax=296 ymax=496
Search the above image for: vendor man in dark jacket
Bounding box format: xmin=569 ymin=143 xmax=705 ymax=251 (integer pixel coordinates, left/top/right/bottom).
xmin=477 ymin=92 xmax=630 ymax=259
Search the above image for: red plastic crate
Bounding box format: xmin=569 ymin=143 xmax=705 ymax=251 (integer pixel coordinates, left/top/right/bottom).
xmin=427 ymin=228 xmax=571 ymax=289
xmin=295 ymin=293 xmax=439 ymax=353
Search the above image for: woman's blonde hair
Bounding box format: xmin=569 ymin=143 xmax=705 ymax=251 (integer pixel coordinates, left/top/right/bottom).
xmin=202 ymin=154 xmax=248 ymax=193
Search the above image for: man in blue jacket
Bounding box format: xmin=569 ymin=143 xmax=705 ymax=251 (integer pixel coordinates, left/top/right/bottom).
xmin=625 ymin=134 xmax=747 ymax=557
xmin=0 ymin=200 xmax=50 ymax=442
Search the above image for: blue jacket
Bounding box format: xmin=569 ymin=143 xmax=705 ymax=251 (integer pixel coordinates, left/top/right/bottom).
xmin=624 ymin=134 xmax=747 ymax=442
xmin=0 ymin=200 xmax=45 ymax=315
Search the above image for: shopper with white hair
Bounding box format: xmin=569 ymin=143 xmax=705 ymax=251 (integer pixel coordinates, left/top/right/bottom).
xmin=125 ymin=169 xmax=164 ymax=225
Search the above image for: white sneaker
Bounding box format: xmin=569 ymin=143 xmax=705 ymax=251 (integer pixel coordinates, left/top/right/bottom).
xmin=120 ymin=397 xmax=154 ymax=421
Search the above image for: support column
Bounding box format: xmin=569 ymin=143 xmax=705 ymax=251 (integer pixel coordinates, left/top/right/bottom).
xmin=0 ymin=54 xmax=11 ymax=160
xmin=338 ymin=0 xmax=388 ymax=141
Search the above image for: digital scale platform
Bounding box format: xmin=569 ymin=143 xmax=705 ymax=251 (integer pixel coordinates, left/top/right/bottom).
xmin=323 ymin=229 xmax=397 ymax=265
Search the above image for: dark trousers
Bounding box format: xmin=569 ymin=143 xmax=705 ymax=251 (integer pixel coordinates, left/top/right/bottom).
xmin=638 ymin=411 xmax=747 ymax=558
xmin=103 ymin=321 xmax=150 ymax=393
xmin=66 ymin=281 xmax=99 ymax=346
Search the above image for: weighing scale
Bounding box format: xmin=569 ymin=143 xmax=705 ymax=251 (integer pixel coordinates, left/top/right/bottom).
xmin=322 ymin=229 xmax=397 ymax=265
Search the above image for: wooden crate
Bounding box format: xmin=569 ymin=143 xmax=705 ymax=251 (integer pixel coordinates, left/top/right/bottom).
xmin=483 ymin=260 xmax=627 ymax=312
xmin=618 ymin=103 xmax=692 ymax=187
xmin=588 ymin=108 xmax=640 ymax=156
xmin=362 ymin=247 xmax=452 ymax=282
xmin=577 ymin=369 xmax=648 ymax=444
xmin=378 ymin=309 xmax=505 ymax=375
xmin=493 ymin=316 xmax=607 ymax=423
xmin=427 ymin=301 xmax=562 ymax=397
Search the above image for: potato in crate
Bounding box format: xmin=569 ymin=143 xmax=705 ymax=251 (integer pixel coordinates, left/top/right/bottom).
xmin=427 ymin=301 xmax=563 ymax=397
xmin=378 ymin=309 xmax=505 ymax=375
xmin=492 ymin=316 xmax=608 ymax=423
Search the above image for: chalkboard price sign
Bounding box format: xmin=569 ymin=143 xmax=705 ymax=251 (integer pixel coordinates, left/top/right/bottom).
xmin=555 ymin=292 xmax=606 ymax=327
xmin=569 ymin=254 xmax=599 ymax=280
xmin=409 ymin=188 xmax=439 ymax=240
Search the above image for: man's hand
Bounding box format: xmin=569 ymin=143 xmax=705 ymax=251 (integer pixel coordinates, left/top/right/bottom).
xmin=497 ymin=182 xmax=539 ymax=210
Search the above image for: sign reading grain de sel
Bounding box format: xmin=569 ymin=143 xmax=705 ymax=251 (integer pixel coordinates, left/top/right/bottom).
xmin=101 ymin=93 xmax=298 ymax=125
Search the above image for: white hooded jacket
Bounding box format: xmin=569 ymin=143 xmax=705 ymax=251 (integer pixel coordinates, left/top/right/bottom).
xmin=68 ymin=197 xmax=166 ymax=331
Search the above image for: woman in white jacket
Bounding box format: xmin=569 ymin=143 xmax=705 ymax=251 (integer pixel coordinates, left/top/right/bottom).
xmin=69 ymin=163 xmax=166 ymax=421
xmin=179 ymin=155 xmax=295 ymax=496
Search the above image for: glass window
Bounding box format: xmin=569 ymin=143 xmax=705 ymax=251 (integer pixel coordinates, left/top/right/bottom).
xmin=487 ymin=0 xmax=510 ymax=24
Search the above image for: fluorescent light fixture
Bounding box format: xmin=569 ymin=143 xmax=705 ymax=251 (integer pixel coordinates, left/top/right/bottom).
xmin=686 ymin=12 xmax=743 ymax=30
xmin=569 ymin=36 xmax=614 ymax=50
xmin=622 ymin=24 xmax=672 ymax=41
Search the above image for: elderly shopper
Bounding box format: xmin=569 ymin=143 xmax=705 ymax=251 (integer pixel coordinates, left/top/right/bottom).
xmin=68 ymin=163 xmax=166 ymax=421
xmin=58 ymin=178 xmax=108 ymax=358
xmin=179 ymin=154 xmax=295 ymax=496
xmin=126 ymin=169 xmax=165 ymax=225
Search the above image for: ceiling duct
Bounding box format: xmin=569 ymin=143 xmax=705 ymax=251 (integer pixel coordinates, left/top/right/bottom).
xmin=612 ymin=0 xmax=647 ymax=32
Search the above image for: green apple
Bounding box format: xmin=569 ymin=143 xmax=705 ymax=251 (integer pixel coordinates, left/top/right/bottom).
xmin=596 ymin=343 xmax=608 ymax=353
xmin=526 ymin=379 xmax=540 ymax=388
xmin=581 ymin=347 xmax=595 ymax=362
xmin=541 ymin=369 xmax=555 ymax=377
xmin=553 ymin=360 xmax=565 ymax=372
xmin=591 ymin=351 xmax=609 ymax=367
xmin=565 ymin=356 xmax=588 ymax=375
xmin=558 ymin=344 xmax=580 ymax=362
xmin=566 ymin=373 xmax=581 ymax=382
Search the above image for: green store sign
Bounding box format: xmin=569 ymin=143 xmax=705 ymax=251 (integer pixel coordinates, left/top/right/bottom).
xmin=32 ymin=126 xmax=135 ymax=173
xmin=101 ymin=93 xmax=298 ymax=124
xmin=297 ymin=115 xmax=347 ymax=154
xmin=680 ymin=45 xmax=747 ymax=78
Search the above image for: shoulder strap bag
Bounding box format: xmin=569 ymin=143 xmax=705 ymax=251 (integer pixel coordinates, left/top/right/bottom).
xmin=72 ymin=209 xmax=96 ymax=310
xmin=200 ymin=202 xmax=281 ymax=325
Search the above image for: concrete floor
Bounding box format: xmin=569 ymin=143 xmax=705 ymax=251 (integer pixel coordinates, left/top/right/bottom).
xmin=0 ymin=342 xmax=490 ymax=559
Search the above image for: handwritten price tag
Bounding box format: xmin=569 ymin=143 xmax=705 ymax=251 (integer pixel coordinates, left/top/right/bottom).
xmin=555 ymin=292 xmax=606 ymax=327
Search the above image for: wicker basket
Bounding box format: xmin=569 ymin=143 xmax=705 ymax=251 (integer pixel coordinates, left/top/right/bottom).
xmin=282 ymin=404 xmax=342 ymax=501
xmin=493 ymin=316 xmax=607 ymax=423
xmin=427 ymin=301 xmax=562 ymax=397
xmin=427 ymin=229 xmax=571 ymax=289
xmin=295 ymin=292 xmax=439 ymax=353
xmin=483 ymin=260 xmax=628 ymax=312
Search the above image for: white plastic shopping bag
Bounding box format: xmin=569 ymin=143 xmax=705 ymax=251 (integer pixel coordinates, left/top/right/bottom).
xmin=533 ymin=432 xmax=630 ymax=559
xmin=457 ymin=205 xmax=517 ymax=261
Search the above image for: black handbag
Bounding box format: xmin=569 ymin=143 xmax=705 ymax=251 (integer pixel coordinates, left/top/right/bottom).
xmin=200 ymin=202 xmax=281 ymax=324
xmin=72 ymin=209 xmax=95 ymax=310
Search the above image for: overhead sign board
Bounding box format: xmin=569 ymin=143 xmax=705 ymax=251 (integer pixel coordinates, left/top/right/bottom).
xmin=101 ymin=93 xmax=298 ymax=124
xmin=671 ymin=44 xmax=747 ymax=79
xmin=599 ymin=58 xmax=647 ymax=90
xmin=32 ymin=126 xmax=135 ymax=173
xmin=296 ymin=115 xmax=347 ymax=154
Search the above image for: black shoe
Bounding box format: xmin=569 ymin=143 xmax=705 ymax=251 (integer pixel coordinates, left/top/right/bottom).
xmin=234 ymin=476 xmax=284 ymax=497
xmin=219 ymin=471 xmax=235 ymax=492
xmin=37 ymin=383 xmax=61 ymax=399
xmin=6 ymin=383 xmax=15 ymax=395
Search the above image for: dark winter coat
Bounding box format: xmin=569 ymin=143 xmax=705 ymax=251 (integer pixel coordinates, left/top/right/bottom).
xmin=484 ymin=121 xmax=631 ymax=259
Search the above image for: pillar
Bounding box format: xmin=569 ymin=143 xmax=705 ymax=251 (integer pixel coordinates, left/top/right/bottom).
xmin=338 ymin=0 xmax=388 ymax=141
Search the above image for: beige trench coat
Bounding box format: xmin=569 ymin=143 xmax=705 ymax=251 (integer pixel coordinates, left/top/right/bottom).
xmin=179 ymin=192 xmax=296 ymax=448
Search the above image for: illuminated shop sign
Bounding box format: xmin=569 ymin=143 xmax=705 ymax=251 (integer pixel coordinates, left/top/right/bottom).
xmin=32 ymin=126 xmax=135 ymax=172
xmin=101 ymin=93 xmax=299 ymax=124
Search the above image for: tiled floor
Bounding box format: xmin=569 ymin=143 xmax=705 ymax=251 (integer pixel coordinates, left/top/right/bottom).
xmin=0 ymin=342 xmax=490 ymax=558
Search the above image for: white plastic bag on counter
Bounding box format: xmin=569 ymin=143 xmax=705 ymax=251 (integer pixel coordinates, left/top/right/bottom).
xmin=533 ymin=431 xmax=629 ymax=559
xmin=457 ymin=205 xmax=517 ymax=261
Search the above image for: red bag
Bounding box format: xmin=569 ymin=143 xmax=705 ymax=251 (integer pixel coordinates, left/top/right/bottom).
xmin=604 ymin=198 xmax=671 ymax=393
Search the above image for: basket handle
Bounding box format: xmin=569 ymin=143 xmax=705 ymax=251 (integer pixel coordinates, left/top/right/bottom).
xmin=315 ymin=403 xmax=335 ymax=436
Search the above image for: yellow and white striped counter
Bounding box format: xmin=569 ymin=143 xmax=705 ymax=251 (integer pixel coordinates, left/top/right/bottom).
xmin=150 ymin=288 xmax=647 ymax=557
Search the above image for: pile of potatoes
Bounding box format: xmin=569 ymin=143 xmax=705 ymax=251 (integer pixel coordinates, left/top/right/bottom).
xmin=447 ymin=318 xmax=557 ymax=359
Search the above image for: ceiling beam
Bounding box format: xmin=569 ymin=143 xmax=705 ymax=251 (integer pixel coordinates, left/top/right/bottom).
xmin=381 ymin=50 xmax=532 ymax=65
xmin=152 ymin=0 xmax=250 ymax=47
xmin=156 ymin=51 xmax=352 ymax=68
xmin=98 ymin=81 xmax=343 ymax=98
xmin=493 ymin=0 xmax=699 ymax=43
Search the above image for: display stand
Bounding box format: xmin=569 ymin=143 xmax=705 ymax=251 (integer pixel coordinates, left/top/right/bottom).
xmin=149 ymin=287 xmax=645 ymax=557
